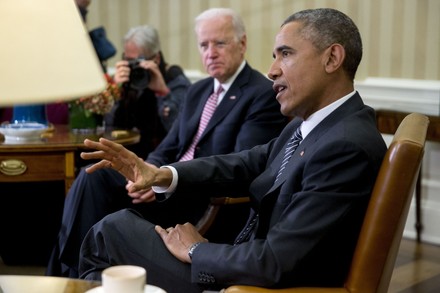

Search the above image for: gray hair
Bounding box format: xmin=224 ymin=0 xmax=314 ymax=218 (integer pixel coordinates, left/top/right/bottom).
xmin=195 ymin=8 xmax=246 ymax=41
xmin=123 ymin=25 xmax=161 ymax=57
xmin=282 ymin=8 xmax=362 ymax=79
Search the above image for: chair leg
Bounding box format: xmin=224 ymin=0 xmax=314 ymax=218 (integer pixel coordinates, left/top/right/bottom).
xmin=415 ymin=164 xmax=423 ymax=242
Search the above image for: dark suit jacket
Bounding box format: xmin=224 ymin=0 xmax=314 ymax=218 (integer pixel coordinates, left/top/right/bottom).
xmin=147 ymin=62 xmax=287 ymax=166
xmin=145 ymin=62 xmax=287 ymax=242
xmin=171 ymin=93 xmax=387 ymax=288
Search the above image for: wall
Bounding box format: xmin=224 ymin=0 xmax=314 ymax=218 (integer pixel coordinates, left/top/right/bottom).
xmin=86 ymin=0 xmax=440 ymax=244
xmin=86 ymin=0 xmax=440 ymax=81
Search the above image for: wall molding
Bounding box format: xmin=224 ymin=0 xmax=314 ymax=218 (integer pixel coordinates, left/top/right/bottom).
xmin=356 ymin=77 xmax=440 ymax=245
xmin=355 ymin=77 xmax=440 ymax=116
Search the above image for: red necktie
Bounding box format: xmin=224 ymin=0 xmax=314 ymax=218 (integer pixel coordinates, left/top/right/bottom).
xmin=180 ymin=85 xmax=224 ymax=161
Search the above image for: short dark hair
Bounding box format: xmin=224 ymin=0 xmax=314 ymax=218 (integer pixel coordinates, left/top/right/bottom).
xmin=282 ymin=8 xmax=362 ymax=80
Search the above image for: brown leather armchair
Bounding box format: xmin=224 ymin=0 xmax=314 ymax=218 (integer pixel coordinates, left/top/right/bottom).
xmin=204 ymin=113 xmax=429 ymax=293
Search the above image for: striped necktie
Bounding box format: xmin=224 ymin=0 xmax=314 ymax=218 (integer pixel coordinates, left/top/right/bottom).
xmin=275 ymin=126 xmax=303 ymax=182
xmin=180 ymin=85 xmax=224 ymax=161
xmin=234 ymin=126 xmax=303 ymax=245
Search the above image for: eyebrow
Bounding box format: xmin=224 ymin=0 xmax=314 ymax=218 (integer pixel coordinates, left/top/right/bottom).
xmin=272 ymin=45 xmax=292 ymax=58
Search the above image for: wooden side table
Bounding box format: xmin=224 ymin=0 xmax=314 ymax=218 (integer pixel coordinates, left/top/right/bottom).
xmin=0 ymin=275 xmax=100 ymax=292
xmin=376 ymin=110 xmax=440 ymax=242
xmin=0 ymin=124 xmax=140 ymax=195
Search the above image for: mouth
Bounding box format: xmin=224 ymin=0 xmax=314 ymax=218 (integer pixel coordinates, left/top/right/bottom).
xmin=273 ymin=83 xmax=287 ymax=98
xmin=208 ymin=62 xmax=222 ymax=69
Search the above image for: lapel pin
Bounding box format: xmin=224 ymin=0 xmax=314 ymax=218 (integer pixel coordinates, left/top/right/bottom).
xmin=300 ymin=150 xmax=305 ymax=156
xmin=229 ymin=95 xmax=236 ymax=100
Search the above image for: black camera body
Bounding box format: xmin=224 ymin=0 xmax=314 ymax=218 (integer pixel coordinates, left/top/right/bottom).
xmin=127 ymin=58 xmax=150 ymax=90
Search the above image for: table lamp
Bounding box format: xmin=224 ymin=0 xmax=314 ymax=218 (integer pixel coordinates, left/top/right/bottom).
xmin=0 ymin=0 xmax=106 ymax=141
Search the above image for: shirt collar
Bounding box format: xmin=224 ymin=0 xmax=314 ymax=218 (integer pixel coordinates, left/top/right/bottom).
xmin=213 ymin=60 xmax=246 ymax=95
xmin=300 ymin=90 xmax=356 ymax=139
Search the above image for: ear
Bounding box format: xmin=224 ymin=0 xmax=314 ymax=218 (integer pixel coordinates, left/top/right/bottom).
xmin=323 ymin=44 xmax=345 ymax=73
xmin=239 ymin=34 xmax=247 ymax=54
xmin=153 ymin=52 xmax=161 ymax=64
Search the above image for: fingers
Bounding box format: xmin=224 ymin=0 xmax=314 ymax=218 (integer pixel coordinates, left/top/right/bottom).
xmin=128 ymin=187 xmax=155 ymax=204
xmin=131 ymin=192 xmax=156 ymax=204
xmin=139 ymin=60 xmax=157 ymax=71
xmin=114 ymin=61 xmax=130 ymax=83
xmin=155 ymin=225 xmax=174 ymax=235
xmin=84 ymin=160 xmax=112 ymax=173
xmin=155 ymin=225 xmax=168 ymax=240
xmin=82 ymin=138 xmax=125 ymax=157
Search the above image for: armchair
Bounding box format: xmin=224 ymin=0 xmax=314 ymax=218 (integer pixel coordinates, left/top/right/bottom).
xmin=223 ymin=112 xmax=429 ymax=293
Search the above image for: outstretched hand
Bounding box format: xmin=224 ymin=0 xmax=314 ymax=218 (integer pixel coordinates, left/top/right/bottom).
xmin=81 ymin=138 xmax=160 ymax=194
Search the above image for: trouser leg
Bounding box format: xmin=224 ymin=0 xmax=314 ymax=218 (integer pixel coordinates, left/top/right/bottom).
xmin=79 ymin=209 xmax=203 ymax=293
xmin=46 ymin=167 xmax=129 ymax=277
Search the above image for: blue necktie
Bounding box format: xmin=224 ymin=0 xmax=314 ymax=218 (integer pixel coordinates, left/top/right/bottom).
xmin=275 ymin=126 xmax=303 ymax=182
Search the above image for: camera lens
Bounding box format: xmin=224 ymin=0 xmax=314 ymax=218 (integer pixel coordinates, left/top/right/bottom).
xmin=127 ymin=59 xmax=150 ymax=90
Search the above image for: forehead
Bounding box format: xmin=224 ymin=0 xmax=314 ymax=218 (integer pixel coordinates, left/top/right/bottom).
xmin=196 ymin=17 xmax=235 ymax=41
xmin=124 ymin=41 xmax=149 ymax=56
xmin=274 ymin=22 xmax=303 ymax=46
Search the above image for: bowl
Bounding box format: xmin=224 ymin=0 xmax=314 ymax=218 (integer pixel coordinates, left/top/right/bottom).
xmin=0 ymin=122 xmax=49 ymax=142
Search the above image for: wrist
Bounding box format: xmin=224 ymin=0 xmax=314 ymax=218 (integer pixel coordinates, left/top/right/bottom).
xmin=188 ymin=242 xmax=202 ymax=260
xmin=155 ymin=166 xmax=173 ymax=187
xmin=154 ymin=87 xmax=170 ymax=97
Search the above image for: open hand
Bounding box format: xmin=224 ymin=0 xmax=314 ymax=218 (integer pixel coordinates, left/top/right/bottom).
xmin=81 ymin=138 xmax=160 ymax=193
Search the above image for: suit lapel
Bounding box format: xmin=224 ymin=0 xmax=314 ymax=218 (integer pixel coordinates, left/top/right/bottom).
xmin=197 ymin=64 xmax=251 ymax=142
xmin=265 ymin=93 xmax=365 ymax=194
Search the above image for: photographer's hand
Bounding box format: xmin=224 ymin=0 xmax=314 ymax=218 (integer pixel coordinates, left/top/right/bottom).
xmin=139 ymin=59 xmax=169 ymax=96
xmin=114 ymin=60 xmax=130 ymax=84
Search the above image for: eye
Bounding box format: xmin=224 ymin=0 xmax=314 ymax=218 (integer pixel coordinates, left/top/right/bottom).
xmin=199 ymin=42 xmax=208 ymax=51
xmin=215 ymin=41 xmax=227 ymax=48
xmin=282 ymin=50 xmax=291 ymax=58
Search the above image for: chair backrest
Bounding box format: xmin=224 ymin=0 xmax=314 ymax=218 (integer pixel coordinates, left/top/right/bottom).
xmin=344 ymin=112 xmax=429 ymax=293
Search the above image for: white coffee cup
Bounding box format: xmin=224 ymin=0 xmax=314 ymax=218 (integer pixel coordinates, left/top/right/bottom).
xmin=102 ymin=265 xmax=146 ymax=293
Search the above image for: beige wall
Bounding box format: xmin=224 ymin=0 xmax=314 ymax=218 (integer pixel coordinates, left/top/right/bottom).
xmin=86 ymin=0 xmax=440 ymax=81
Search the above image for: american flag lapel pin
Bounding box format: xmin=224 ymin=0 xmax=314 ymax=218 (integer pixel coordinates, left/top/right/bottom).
xmin=230 ymin=95 xmax=237 ymax=100
xmin=300 ymin=150 xmax=305 ymax=156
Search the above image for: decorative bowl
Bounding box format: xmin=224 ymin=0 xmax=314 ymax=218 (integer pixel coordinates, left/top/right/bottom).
xmin=0 ymin=122 xmax=49 ymax=142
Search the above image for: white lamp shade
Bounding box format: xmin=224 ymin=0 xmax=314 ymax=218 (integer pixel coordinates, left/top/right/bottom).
xmin=0 ymin=0 xmax=107 ymax=106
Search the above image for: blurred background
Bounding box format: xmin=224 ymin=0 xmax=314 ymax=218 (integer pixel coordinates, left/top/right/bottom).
xmin=86 ymin=0 xmax=440 ymax=81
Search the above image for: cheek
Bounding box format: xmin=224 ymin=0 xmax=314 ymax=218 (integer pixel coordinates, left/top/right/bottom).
xmin=201 ymin=53 xmax=209 ymax=65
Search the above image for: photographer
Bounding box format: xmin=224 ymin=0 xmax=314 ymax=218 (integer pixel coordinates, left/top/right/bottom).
xmin=105 ymin=25 xmax=191 ymax=159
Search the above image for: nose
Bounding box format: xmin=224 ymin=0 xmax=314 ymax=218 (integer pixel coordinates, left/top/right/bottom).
xmin=267 ymin=60 xmax=281 ymax=81
xmin=206 ymin=43 xmax=219 ymax=58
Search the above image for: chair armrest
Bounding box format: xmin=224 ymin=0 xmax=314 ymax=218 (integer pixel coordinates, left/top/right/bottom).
xmin=196 ymin=197 xmax=250 ymax=235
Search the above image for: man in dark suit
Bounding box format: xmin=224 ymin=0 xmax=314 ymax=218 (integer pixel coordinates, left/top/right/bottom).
xmin=46 ymin=8 xmax=287 ymax=278
xmin=77 ymin=8 xmax=388 ymax=293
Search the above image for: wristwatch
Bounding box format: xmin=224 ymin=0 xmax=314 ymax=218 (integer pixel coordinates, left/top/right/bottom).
xmin=188 ymin=242 xmax=202 ymax=260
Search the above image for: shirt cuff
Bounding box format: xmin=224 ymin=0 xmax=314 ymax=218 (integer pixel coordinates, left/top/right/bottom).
xmin=151 ymin=166 xmax=178 ymax=199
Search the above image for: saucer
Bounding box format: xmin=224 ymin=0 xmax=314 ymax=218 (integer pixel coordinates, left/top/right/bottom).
xmin=0 ymin=122 xmax=49 ymax=142
xmin=85 ymin=284 xmax=166 ymax=293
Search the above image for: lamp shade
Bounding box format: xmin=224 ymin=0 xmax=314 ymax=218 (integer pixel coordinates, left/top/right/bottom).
xmin=0 ymin=0 xmax=106 ymax=106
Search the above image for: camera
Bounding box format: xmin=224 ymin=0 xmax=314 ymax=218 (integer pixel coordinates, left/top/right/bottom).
xmin=127 ymin=58 xmax=150 ymax=90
